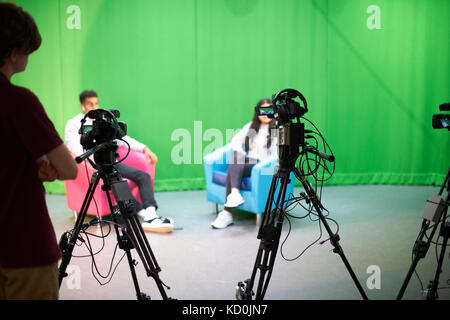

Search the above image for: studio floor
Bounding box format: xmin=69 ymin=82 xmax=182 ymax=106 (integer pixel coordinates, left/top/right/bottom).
xmin=47 ymin=185 xmax=449 ymax=300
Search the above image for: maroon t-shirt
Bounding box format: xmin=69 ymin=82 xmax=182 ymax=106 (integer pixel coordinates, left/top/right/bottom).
xmin=0 ymin=73 xmax=63 ymax=268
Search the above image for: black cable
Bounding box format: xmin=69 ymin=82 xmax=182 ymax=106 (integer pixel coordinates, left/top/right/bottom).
xmin=66 ymin=219 xmax=138 ymax=286
xmin=70 ymin=222 xmax=111 ymax=258
xmin=116 ymin=138 xmax=131 ymax=164
xmin=271 ymin=116 xmax=338 ymax=265
xmin=280 ymin=214 xmax=324 ymax=262
xmin=279 ymin=190 xmax=338 ymax=262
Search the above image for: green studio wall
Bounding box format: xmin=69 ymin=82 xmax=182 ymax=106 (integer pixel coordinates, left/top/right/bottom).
xmin=7 ymin=0 xmax=449 ymax=194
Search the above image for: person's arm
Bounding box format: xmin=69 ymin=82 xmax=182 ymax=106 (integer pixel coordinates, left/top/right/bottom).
xmin=46 ymin=143 xmax=78 ymax=180
xmin=64 ymin=115 xmax=84 ymax=156
xmin=143 ymin=146 xmax=158 ymax=164
xmin=231 ymin=122 xmax=251 ymax=155
xmin=117 ymin=135 xmax=146 ymax=152
xmin=37 ymin=155 xmax=59 ymax=182
xmin=118 ymin=136 xmax=158 ymax=164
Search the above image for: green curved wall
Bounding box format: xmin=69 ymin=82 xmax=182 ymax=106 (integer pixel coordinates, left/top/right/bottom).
xmin=8 ymin=0 xmax=449 ymax=194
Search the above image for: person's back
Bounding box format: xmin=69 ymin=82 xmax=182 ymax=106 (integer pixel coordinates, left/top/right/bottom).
xmin=0 ymin=76 xmax=63 ymax=269
xmin=0 ymin=3 xmax=77 ymax=300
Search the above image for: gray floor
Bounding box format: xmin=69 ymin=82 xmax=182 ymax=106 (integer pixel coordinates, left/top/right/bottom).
xmin=47 ymin=185 xmax=449 ymax=300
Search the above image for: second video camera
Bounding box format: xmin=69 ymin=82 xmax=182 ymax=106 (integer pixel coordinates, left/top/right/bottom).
xmin=432 ymin=103 xmax=450 ymax=130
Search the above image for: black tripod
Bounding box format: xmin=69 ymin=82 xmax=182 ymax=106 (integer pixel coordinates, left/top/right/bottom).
xmin=237 ymin=122 xmax=368 ymax=300
xmin=396 ymin=167 xmax=449 ymax=300
xmin=58 ymin=142 xmax=171 ymax=300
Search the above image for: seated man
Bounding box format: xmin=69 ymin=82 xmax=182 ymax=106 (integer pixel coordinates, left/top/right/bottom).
xmin=65 ymin=90 xmax=173 ymax=233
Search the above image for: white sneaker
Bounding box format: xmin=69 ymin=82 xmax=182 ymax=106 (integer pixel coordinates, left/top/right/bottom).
xmin=138 ymin=207 xmax=157 ymax=221
xmin=142 ymin=217 xmax=174 ymax=233
xmin=224 ymin=190 xmax=244 ymax=208
xmin=211 ymin=210 xmax=233 ymax=229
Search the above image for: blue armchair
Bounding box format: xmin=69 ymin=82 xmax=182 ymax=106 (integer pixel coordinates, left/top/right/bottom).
xmin=203 ymin=144 xmax=295 ymax=224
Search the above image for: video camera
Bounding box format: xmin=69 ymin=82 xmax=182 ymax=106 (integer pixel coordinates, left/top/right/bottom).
xmin=79 ymin=109 xmax=127 ymax=150
xmin=255 ymin=88 xmax=308 ymax=124
xmin=76 ymin=109 xmax=127 ymax=166
xmin=432 ymin=103 xmax=450 ymax=130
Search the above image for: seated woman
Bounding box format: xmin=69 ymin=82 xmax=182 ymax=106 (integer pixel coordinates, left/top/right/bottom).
xmin=211 ymin=98 xmax=277 ymax=229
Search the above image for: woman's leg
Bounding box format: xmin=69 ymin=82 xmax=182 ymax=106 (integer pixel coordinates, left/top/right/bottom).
xmin=225 ymin=151 xmax=255 ymax=199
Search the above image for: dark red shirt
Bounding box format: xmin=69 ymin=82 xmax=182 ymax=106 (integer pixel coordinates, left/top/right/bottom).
xmin=0 ymin=73 xmax=63 ymax=268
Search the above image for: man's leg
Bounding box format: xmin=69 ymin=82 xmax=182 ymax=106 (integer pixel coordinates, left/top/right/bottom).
xmin=115 ymin=163 xmax=157 ymax=210
xmin=115 ymin=163 xmax=173 ymax=233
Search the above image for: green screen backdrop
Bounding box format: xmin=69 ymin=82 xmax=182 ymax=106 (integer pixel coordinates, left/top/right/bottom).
xmin=7 ymin=0 xmax=449 ymax=194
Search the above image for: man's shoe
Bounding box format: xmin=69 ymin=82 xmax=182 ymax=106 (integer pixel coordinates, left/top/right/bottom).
xmin=142 ymin=217 xmax=174 ymax=233
xmin=211 ymin=210 xmax=233 ymax=229
xmin=224 ymin=190 xmax=245 ymax=208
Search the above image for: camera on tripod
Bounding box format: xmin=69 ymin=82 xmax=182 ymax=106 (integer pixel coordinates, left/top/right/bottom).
xmin=396 ymin=101 xmax=450 ymax=300
xmin=237 ymin=88 xmax=367 ymax=301
xmin=432 ymin=102 xmax=450 ymax=130
xmin=59 ymin=108 xmax=172 ymax=300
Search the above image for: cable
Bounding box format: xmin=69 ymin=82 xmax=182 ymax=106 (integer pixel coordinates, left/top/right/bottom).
xmin=275 ymin=116 xmax=339 ymax=264
xmin=116 ymin=138 xmax=131 ymax=164
xmin=64 ymin=218 xmax=136 ymax=286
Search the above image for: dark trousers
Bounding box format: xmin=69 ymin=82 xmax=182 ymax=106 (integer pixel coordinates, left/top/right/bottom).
xmin=225 ymin=151 xmax=257 ymax=198
xmin=115 ymin=163 xmax=157 ymax=212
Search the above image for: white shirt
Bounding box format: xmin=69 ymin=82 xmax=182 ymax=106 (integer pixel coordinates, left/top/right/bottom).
xmin=231 ymin=122 xmax=278 ymax=161
xmin=65 ymin=113 xmax=146 ymax=156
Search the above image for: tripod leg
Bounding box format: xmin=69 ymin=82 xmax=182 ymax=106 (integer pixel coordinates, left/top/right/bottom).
xmin=127 ymin=215 xmax=169 ymax=299
xmin=59 ymin=173 xmax=101 ymax=286
xmin=124 ymin=249 xmax=146 ymax=300
xmin=396 ymin=220 xmax=433 ymax=300
xmin=111 ymin=218 xmax=149 ymax=300
xmin=245 ymin=175 xmax=290 ymax=300
xmin=427 ymin=225 xmax=449 ymax=300
xmin=256 ymin=176 xmax=278 ymax=239
xmin=106 ymin=183 xmax=169 ymax=300
xmin=299 ymin=176 xmax=369 ymax=300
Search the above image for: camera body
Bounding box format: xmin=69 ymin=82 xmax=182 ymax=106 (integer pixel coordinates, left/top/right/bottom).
xmin=255 ymin=88 xmax=308 ymax=124
xmin=79 ymin=109 xmax=127 ymax=151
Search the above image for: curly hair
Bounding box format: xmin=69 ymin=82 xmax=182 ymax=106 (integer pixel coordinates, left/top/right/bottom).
xmin=0 ymin=3 xmax=41 ymax=67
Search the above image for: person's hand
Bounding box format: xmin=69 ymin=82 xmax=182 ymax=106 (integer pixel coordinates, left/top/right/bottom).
xmin=144 ymin=147 xmax=158 ymax=164
xmin=38 ymin=157 xmax=59 ymax=182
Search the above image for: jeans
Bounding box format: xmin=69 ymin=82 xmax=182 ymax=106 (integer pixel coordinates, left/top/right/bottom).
xmin=225 ymin=151 xmax=257 ymax=197
xmin=115 ymin=163 xmax=157 ymax=212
